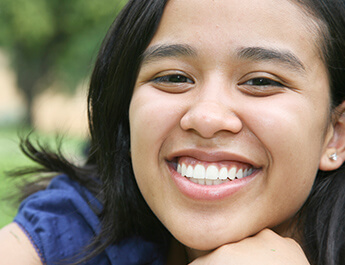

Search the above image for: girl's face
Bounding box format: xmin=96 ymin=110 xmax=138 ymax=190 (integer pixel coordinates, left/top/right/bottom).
xmin=129 ymin=0 xmax=334 ymax=251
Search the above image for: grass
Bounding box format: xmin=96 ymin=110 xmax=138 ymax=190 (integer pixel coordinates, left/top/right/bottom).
xmin=0 ymin=125 xmax=87 ymax=228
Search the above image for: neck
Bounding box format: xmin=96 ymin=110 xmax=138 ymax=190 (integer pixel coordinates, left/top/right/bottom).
xmin=166 ymin=238 xmax=212 ymax=264
xmin=185 ymin=247 xmax=212 ymax=262
xmin=166 ymin=238 xmax=189 ymax=264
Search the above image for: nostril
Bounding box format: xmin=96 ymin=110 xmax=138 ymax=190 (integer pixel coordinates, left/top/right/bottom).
xmin=180 ymin=106 xmax=243 ymax=138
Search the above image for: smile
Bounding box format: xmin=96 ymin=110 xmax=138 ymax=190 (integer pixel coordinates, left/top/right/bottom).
xmin=176 ymin=157 xmax=255 ymax=185
xmin=177 ymin=163 xmax=253 ymax=185
xmin=168 ymin=156 xmax=258 ymax=201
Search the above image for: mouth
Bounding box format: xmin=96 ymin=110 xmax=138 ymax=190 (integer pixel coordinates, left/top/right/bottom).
xmin=167 ymin=155 xmax=259 ymax=201
xmin=172 ymin=156 xmax=257 ymax=186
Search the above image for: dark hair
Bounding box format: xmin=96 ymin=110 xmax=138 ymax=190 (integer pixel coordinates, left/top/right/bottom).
xmin=16 ymin=0 xmax=170 ymax=262
xmin=86 ymin=0 xmax=170 ymax=253
xmin=15 ymin=0 xmax=345 ymax=264
xmin=293 ymin=0 xmax=345 ymax=108
xmin=287 ymin=1 xmax=345 ymax=265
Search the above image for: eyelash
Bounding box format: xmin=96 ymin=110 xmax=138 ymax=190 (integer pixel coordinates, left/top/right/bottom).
xmin=153 ymin=75 xmax=282 ymax=86
xmin=242 ymin=77 xmax=283 ymax=87
xmin=150 ymin=73 xmax=285 ymax=96
xmin=239 ymin=77 xmax=286 ymax=96
xmin=152 ymin=74 xmax=194 ymax=84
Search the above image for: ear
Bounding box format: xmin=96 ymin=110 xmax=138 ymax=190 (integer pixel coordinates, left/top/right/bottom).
xmin=319 ymin=102 xmax=345 ymax=171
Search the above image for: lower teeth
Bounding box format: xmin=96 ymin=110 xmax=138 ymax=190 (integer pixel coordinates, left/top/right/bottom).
xmin=188 ymin=177 xmax=231 ymax=185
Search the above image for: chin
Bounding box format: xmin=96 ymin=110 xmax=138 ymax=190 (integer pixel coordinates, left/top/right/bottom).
xmin=180 ymin=238 xmax=224 ymax=252
xmin=171 ymin=226 xmax=247 ymax=251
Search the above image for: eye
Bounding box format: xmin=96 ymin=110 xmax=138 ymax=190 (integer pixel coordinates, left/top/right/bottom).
xmin=149 ymin=72 xmax=195 ymax=93
xmin=152 ymin=74 xmax=194 ymax=84
xmin=239 ymin=77 xmax=286 ymax=96
xmin=244 ymin=77 xmax=283 ymax=87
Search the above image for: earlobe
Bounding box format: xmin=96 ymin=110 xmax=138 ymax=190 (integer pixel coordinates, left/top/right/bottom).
xmin=319 ymin=103 xmax=345 ymax=171
xmin=319 ymin=149 xmax=343 ymax=171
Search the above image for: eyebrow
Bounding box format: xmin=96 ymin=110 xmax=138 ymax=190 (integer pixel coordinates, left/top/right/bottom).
xmin=140 ymin=44 xmax=306 ymax=74
xmin=140 ymin=44 xmax=197 ymax=65
xmin=236 ymin=46 xmax=306 ymax=73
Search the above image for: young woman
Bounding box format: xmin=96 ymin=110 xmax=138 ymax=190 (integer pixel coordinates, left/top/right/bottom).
xmin=1 ymin=0 xmax=345 ymax=264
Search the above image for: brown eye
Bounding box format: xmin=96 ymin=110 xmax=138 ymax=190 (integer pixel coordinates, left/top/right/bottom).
xmin=245 ymin=78 xmax=283 ymax=87
xmin=153 ymin=74 xmax=194 ymax=84
xmin=239 ymin=76 xmax=287 ymax=97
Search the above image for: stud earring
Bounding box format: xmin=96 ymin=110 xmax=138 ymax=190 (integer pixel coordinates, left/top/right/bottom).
xmin=329 ymin=153 xmax=338 ymax=161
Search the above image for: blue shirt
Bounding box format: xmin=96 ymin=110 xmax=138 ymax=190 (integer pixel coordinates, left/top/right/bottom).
xmin=14 ymin=175 xmax=169 ymax=265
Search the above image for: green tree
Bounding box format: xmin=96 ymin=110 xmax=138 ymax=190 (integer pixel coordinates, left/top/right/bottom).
xmin=0 ymin=0 xmax=126 ymax=125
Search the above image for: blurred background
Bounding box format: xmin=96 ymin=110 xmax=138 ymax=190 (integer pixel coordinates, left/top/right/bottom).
xmin=0 ymin=0 xmax=126 ymax=228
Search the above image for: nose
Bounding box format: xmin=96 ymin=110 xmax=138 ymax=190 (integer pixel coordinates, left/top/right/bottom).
xmin=180 ymin=97 xmax=243 ymax=138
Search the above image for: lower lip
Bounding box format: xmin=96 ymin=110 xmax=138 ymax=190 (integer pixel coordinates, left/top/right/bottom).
xmin=168 ymin=163 xmax=257 ymax=201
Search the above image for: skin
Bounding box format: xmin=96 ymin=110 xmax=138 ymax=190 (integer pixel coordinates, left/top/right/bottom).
xmin=1 ymin=0 xmax=345 ymax=264
xmin=0 ymin=223 xmax=42 ymax=265
xmin=130 ymin=0 xmax=345 ymax=263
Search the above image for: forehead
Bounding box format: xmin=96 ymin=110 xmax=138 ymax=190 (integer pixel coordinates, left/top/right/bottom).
xmin=158 ymin=0 xmax=315 ymax=32
xmin=148 ymin=0 xmax=322 ymax=69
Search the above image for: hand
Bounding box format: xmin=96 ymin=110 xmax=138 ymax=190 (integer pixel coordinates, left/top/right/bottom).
xmin=189 ymin=229 xmax=310 ymax=265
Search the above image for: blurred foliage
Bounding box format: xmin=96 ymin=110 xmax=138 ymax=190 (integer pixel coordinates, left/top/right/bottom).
xmin=0 ymin=125 xmax=87 ymax=228
xmin=0 ymin=0 xmax=126 ymax=123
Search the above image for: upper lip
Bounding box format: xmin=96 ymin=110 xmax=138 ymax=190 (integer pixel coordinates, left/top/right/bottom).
xmin=166 ymin=148 xmax=261 ymax=168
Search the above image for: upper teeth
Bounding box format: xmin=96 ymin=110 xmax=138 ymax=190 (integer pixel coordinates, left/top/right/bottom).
xmin=177 ymin=163 xmax=253 ymax=183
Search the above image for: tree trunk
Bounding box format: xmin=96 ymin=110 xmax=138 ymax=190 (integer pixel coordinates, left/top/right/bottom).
xmin=14 ymin=48 xmax=49 ymax=127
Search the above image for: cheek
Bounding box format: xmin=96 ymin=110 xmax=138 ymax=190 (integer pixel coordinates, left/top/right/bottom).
xmin=244 ymin=94 xmax=329 ymax=162
xmin=242 ymin=95 xmax=329 ymax=215
xmin=129 ymin=91 xmax=182 ymax=151
xmin=129 ymin=90 xmax=184 ymax=187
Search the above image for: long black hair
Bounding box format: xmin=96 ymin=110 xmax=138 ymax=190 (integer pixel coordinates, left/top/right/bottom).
xmin=86 ymin=0 xmax=170 ymax=253
xmin=16 ymin=0 xmax=345 ymax=264
xmin=290 ymin=1 xmax=345 ymax=264
xmin=17 ymin=0 xmax=170 ymax=261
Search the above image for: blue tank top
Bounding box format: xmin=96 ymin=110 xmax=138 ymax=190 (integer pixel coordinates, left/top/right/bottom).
xmin=14 ymin=175 xmax=169 ymax=265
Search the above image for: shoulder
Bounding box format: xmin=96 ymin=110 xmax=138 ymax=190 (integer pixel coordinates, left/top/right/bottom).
xmin=0 ymin=222 xmax=42 ymax=265
xmin=12 ymin=175 xmax=170 ymax=264
xmin=14 ymin=175 xmax=104 ymax=264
